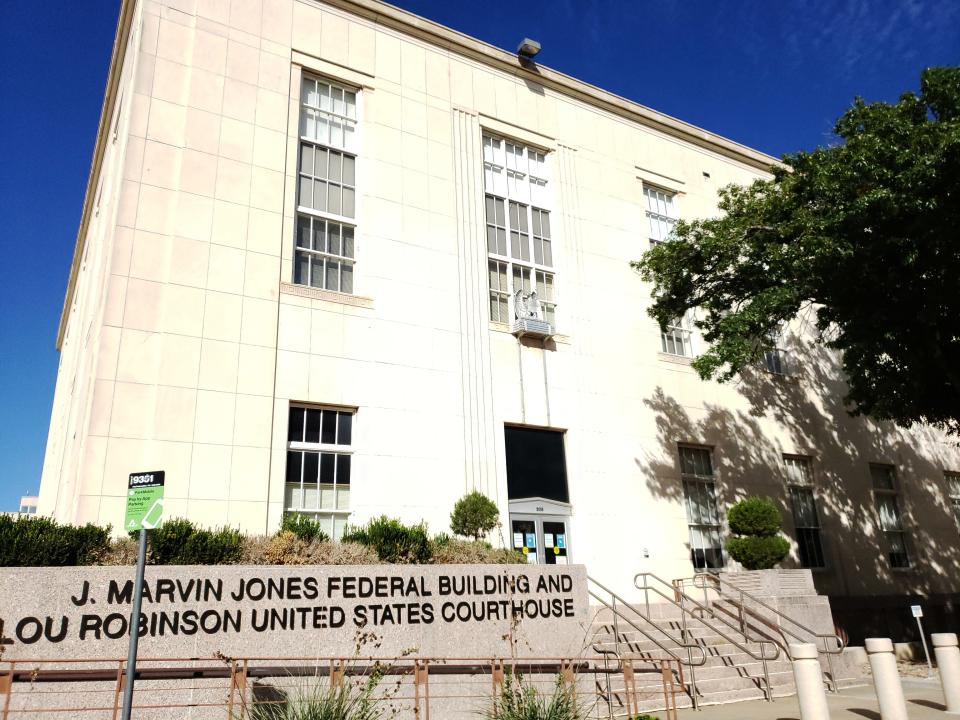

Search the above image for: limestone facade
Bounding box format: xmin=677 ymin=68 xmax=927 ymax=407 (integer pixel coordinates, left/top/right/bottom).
xmin=39 ymin=0 xmax=960 ymax=641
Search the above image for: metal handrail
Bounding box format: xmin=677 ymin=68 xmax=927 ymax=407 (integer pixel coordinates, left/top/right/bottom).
xmin=688 ymin=571 xmax=847 ymax=692
xmin=587 ymin=575 xmax=705 ymax=710
xmin=634 ymin=572 xmax=780 ymax=702
xmin=691 ymin=572 xmax=846 ymax=654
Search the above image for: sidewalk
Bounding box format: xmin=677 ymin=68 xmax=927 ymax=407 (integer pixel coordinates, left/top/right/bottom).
xmin=677 ymin=678 xmax=947 ymax=719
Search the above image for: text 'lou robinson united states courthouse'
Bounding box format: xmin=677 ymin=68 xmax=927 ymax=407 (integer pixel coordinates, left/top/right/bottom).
xmin=38 ymin=0 xmax=960 ymax=642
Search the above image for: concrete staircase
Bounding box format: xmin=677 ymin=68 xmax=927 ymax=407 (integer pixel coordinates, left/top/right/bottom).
xmin=589 ymin=603 xmax=796 ymax=715
xmin=585 ymin=573 xmax=864 ymax=716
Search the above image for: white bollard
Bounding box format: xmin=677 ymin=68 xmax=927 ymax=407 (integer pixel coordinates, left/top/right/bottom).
xmin=933 ymin=633 xmax=960 ymax=714
xmin=865 ymin=637 xmax=908 ymax=720
xmin=790 ymin=643 xmax=831 ymax=720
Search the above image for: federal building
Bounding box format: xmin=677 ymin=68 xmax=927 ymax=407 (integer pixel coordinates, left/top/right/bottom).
xmin=39 ymin=0 xmax=960 ymax=643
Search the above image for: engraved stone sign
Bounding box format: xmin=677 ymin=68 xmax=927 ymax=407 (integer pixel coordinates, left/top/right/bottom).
xmin=0 ymin=564 xmax=588 ymax=660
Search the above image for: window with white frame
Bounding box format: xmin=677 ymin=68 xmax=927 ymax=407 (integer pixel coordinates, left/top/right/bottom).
xmin=870 ymin=464 xmax=910 ymax=568
xmin=784 ymin=456 xmax=825 ymax=568
xmin=661 ymin=312 xmax=694 ymax=357
xmin=294 ymin=76 xmax=358 ymax=293
xmin=483 ymin=135 xmax=555 ymax=326
xmin=679 ymin=446 xmax=724 ymax=570
xmin=946 ymin=472 xmax=960 ymax=528
xmin=285 ymin=405 xmax=353 ymax=539
xmin=764 ymin=329 xmax=791 ymax=376
xmin=644 ymin=185 xmax=678 ymax=246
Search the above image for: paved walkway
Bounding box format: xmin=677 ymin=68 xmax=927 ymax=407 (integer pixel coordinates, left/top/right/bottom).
xmin=677 ymin=678 xmax=948 ymax=720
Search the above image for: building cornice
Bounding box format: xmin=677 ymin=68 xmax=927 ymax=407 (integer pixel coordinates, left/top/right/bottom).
xmin=319 ymin=0 xmax=781 ymax=171
xmin=56 ymin=0 xmax=137 ymax=349
xmin=57 ymin=0 xmax=781 ymax=349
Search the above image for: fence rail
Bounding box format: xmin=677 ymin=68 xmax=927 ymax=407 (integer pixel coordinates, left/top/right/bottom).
xmin=0 ymin=654 xmax=685 ymax=720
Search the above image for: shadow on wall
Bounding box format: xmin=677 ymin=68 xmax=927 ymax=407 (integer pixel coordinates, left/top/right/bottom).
xmin=635 ymin=337 xmax=960 ymax=644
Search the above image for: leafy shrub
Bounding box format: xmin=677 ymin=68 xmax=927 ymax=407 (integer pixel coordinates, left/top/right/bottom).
xmin=242 ymin=532 xmax=380 ymax=566
xmin=725 ymin=496 xmax=789 ymax=570
xmin=727 ymin=496 xmax=782 ymax=536
xmin=430 ymin=537 xmax=525 ymax=564
xmin=487 ymin=674 xmax=584 ymax=720
xmin=450 ymin=491 xmax=500 ymax=541
xmin=92 ymin=536 xmax=139 ymax=565
xmin=726 ymin=535 xmax=791 ymax=571
xmin=143 ymin=518 xmax=244 ymax=565
xmin=342 ymin=516 xmax=433 ymax=564
xmin=280 ymin=514 xmax=330 ymax=543
xmin=0 ymin=515 xmax=111 ymax=566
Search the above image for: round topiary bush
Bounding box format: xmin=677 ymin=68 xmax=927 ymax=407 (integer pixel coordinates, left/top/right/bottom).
xmin=725 ymin=496 xmax=789 ymax=570
xmin=450 ymin=491 xmax=500 ymax=541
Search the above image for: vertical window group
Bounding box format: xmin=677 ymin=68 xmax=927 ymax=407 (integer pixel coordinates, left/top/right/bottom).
xmin=294 ymin=76 xmax=358 ymax=293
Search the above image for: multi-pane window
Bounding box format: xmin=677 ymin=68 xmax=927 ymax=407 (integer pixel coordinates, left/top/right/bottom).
xmin=285 ymin=405 xmax=354 ymax=539
xmin=785 ymin=457 xmax=825 ymax=568
xmin=870 ymin=464 xmax=910 ymax=568
xmin=679 ymin=446 xmax=723 ymax=570
xmin=946 ymin=472 xmax=960 ymax=528
xmin=661 ymin=313 xmax=694 ymax=357
xmin=764 ymin=329 xmax=790 ymax=376
xmin=295 ymin=76 xmax=358 ymax=293
xmin=644 ymin=186 xmax=678 ymax=246
xmin=483 ymin=135 xmax=555 ymax=326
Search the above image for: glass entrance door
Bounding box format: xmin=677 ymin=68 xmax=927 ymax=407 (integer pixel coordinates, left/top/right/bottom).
xmin=510 ymin=515 xmax=570 ymax=565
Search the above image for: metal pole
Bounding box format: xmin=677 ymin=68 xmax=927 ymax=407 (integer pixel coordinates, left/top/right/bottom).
xmin=121 ymin=529 xmax=148 ymax=720
xmin=916 ymin=616 xmax=933 ymax=677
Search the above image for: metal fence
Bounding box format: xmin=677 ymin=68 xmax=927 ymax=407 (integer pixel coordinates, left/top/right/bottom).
xmin=0 ymin=655 xmax=684 ymax=720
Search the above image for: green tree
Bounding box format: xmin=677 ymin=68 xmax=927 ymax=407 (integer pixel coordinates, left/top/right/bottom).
xmin=725 ymin=497 xmax=790 ymax=571
xmin=634 ymin=67 xmax=960 ymax=434
xmin=450 ymin=491 xmax=501 ymax=541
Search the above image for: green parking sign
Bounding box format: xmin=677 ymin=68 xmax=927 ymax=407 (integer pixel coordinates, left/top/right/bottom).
xmin=125 ymin=471 xmax=165 ymax=531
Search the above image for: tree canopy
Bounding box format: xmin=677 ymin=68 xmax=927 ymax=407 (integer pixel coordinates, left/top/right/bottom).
xmin=634 ymin=66 xmax=960 ymax=434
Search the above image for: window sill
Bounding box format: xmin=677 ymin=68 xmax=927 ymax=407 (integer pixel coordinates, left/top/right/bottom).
xmin=489 ymin=321 xmax=570 ymax=344
xmin=280 ymin=282 xmax=374 ymax=309
xmin=658 ymin=352 xmax=694 ymax=366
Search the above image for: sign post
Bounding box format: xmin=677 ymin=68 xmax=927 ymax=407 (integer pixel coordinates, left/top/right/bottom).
xmin=122 ymin=471 xmax=165 ymax=720
xmin=911 ymin=604 xmax=933 ymax=677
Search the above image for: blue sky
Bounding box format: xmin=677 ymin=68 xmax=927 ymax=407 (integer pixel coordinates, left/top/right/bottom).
xmin=0 ymin=0 xmax=957 ymax=513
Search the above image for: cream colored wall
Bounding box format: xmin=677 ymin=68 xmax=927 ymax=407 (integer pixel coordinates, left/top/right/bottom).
xmin=39 ymin=0 xmax=960 ymax=605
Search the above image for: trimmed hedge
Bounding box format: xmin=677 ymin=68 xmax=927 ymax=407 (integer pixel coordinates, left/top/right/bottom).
xmin=450 ymin=491 xmax=500 ymax=541
xmin=0 ymin=515 xmax=524 ymax=567
xmin=342 ymin=515 xmax=433 ymax=563
xmin=0 ymin=515 xmax=110 ymax=566
xmin=138 ymin=518 xmax=244 ymax=565
xmin=280 ymin=513 xmax=330 ymax=543
xmin=725 ymin=496 xmax=790 ymax=570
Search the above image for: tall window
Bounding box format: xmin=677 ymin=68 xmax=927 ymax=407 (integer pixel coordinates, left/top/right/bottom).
xmin=285 ymin=405 xmax=353 ymax=538
xmin=483 ymin=135 xmax=555 ymax=326
xmin=661 ymin=313 xmax=694 ymax=357
xmin=946 ymin=472 xmax=960 ymax=528
xmin=644 ymin=185 xmax=678 ymax=247
xmin=680 ymin=446 xmax=723 ymax=570
xmin=785 ymin=456 xmax=825 ymax=568
xmin=764 ymin=330 xmax=790 ymax=376
xmin=870 ymin=464 xmax=910 ymax=568
xmin=295 ymin=76 xmax=358 ymax=293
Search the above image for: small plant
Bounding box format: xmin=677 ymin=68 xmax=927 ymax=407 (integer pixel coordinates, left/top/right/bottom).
xmin=342 ymin=516 xmax=433 ymax=564
xmin=450 ymin=491 xmax=500 ymax=541
xmin=487 ymin=673 xmax=585 ymax=720
xmin=142 ymin=518 xmax=244 ymax=565
xmin=248 ymin=676 xmax=385 ymax=720
xmin=725 ymin=496 xmax=790 ymax=570
xmin=280 ymin=513 xmax=330 ymax=543
xmin=430 ymin=537 xmax=525 ymax=564
xmin=0 ymin=515 xmax=111 ymax=566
